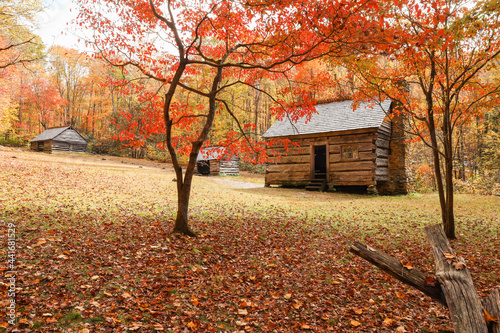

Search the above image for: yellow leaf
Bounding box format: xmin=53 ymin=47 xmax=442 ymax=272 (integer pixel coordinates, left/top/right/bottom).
xmin=383 ymin=318 xmax=394 ymax=326
xmin=284 ymin=293 xmax=292 ymax=299
xmin=301 ymin=322 xmax=311 ymax=329
xmin=187 ymin=321 xmax=197 ymax=329
xmin=350 ymin=320 xmax=362 ymax=327
xmin=396 ymin=292 xmax=405 ymax=298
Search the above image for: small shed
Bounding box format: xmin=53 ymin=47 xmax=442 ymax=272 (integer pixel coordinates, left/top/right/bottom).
xmin=262 ymin=99 xmax=408 ymax=194
xmin=196 ymin=147 xmax=239 ymax=176
xmin=30 ymin=126 xmax=88 ymax=153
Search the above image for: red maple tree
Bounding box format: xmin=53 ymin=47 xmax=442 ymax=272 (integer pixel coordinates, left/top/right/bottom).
xmin=74 ymin=0 xmax=379 ymax=235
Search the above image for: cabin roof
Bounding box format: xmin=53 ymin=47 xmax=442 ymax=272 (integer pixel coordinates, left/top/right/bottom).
xmin=262 ymin=99 xmax=392 ymax=138
xmin=31 ymin=126 xmax=87 ymax=143
xmin=197 ymin=147 xmax=228 ymax=161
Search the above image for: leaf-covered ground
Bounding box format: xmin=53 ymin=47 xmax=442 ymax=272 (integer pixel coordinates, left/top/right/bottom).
xmin=0 ymin=148 xmax=499 ymax=332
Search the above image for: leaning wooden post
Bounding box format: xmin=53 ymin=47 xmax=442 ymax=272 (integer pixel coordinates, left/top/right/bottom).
xmin=425 ymin=224 xmax=488 ymax=333
xmin=350 ymin=241 xmax=446 ymax=305
xmin=482 ymin=289 xmax=500 ymax=333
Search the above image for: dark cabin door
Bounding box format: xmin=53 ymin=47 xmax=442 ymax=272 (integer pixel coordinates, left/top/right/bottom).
xmin=313 ymin=145 xmax=327 ymax=179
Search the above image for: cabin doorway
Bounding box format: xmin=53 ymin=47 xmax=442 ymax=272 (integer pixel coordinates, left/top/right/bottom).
xmin=197 ymin=161 xmax=211 ymax=175
xmin=313 ymin=145 xmax=327 ymax=179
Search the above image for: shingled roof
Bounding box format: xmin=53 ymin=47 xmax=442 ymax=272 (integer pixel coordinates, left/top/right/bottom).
xmin=262 ymin=99 xmax=392 ymax=138
xmin=196 ymin=147 xmax=238 ymax=161
xmin=31 ymin=126 xmax=87 ymax=143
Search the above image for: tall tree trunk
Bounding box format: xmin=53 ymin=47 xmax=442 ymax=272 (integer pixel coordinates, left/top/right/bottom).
xmin=167 ymin=60 xmax=223 ymax=236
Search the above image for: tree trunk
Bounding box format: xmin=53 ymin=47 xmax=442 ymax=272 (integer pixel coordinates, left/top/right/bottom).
xmin=173 ymin=177 xmax=196 ymax=237
xmin=166 ymin=61 xmax=224 ymax=236
xmin=444 ymin=151 xmax=455 ymax=239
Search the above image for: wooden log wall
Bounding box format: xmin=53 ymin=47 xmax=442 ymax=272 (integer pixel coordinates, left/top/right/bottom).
xmin=210 ymin=160 xmax=220 ymax=175
xmin=265 ymin=128 xmax=382 ymax=186
xmin=375 ymin=120 xmax=391 ymax=182
xmin=52 ymin=140 xmax=87 ymax=153
xmin=220 ymin=157 xmax=239 ymax=176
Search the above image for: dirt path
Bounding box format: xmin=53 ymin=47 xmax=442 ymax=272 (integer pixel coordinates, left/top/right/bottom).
xmin=211 ymin=176 xmax=264 ymax=189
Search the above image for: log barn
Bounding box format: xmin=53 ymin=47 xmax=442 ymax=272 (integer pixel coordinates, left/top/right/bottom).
xmin=196 ymin=147 xmax=239 ymax=176
xmin=262 ymin=99 xmax=408 ymax=194
xmin=30 ymin=126 xmax=88 ymax=153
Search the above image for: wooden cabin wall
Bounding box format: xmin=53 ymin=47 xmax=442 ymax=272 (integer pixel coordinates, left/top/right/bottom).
xmin=210 ymin=161 xmax=220 ymax=175
xmin=376 ymin=115 xmax=409 ymax=195
xmin=327 ymin=130 xmax=377 ymax=186
xmin=266 ymin=143 xmax=311 ymax=185
xmin=52 ymin=140 xmax=87 ymax=152
xmin=30 ymin=140 xmax=53 ymax=152
xmin=265 ymin=128 xmax=379 ymax=186
xmin=220 ymin=157 xmax=239 ymax=176
xmin=375 ymin=120 xmax=391 ymax=182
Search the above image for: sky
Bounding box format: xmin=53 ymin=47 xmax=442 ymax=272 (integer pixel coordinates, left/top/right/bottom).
xmin=37 ymin=0 xmax=85 ymax=50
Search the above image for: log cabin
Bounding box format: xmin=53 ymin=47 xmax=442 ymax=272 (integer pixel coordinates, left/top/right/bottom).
xmin=196 ymin=147 xmax=239 ymax=176
xmin=262 ymin=99 xmax=408 ymax=194
xmin=30 ymin=126 xmax=88 ymax=153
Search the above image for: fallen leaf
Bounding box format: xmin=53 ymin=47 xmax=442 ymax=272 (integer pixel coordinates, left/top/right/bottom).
xmin=452 ymin=261 xmax=466 ymax=270
xmin=484 ymin=309 xmax=499 ymax=322
xmin=187 ymin=321 xmax=197 ymax=329
xmin=401 ymin=261 xmax=413 ymax=270
xmin=424 ymin=276 xmax=436 ymax=287
xmin=350 ymin=320 xmax=362 ymax=327
xmin=284 ymin=293 xmax=292 ymax=299
xmin=353 ymin=308 xmax=362 ymax=315
xmin=152 ymin=323 xmax=164 ymax=331
xmin=122 ymin=292 xmax=132 ymax=299
xmin=443 ymin=252 xmax=455 ymax=264
xmin=383 ymin=318 xmax=394 ymax=326
xmin=238 ymin=308 xmax=248 ymax=315
xmin=301 ymin=322 xmax=311 ymax=329
xmin=129 ymin=322 xmax=142 ymax=331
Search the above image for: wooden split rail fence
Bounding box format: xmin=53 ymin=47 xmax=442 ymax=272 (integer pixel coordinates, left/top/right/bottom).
xmin=350 ymin=224 xmax=499 ymax=333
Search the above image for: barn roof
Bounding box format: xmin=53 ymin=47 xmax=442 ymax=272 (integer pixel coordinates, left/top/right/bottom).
xmin=262 ymin=99 xmax=392 ymax=138
xmin=31 ymin=126 xmax=87 ymax=142
xmin=197 ymin=147 xmax=235 ymax=161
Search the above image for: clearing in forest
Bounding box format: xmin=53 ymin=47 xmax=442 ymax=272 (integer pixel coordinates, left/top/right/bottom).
xmin=0 ymin=148 xmax=498 ymax=332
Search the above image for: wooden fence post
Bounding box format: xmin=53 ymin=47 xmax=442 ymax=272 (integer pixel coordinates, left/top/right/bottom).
xmin=350 ymin=224 xmax=499 ymax=333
